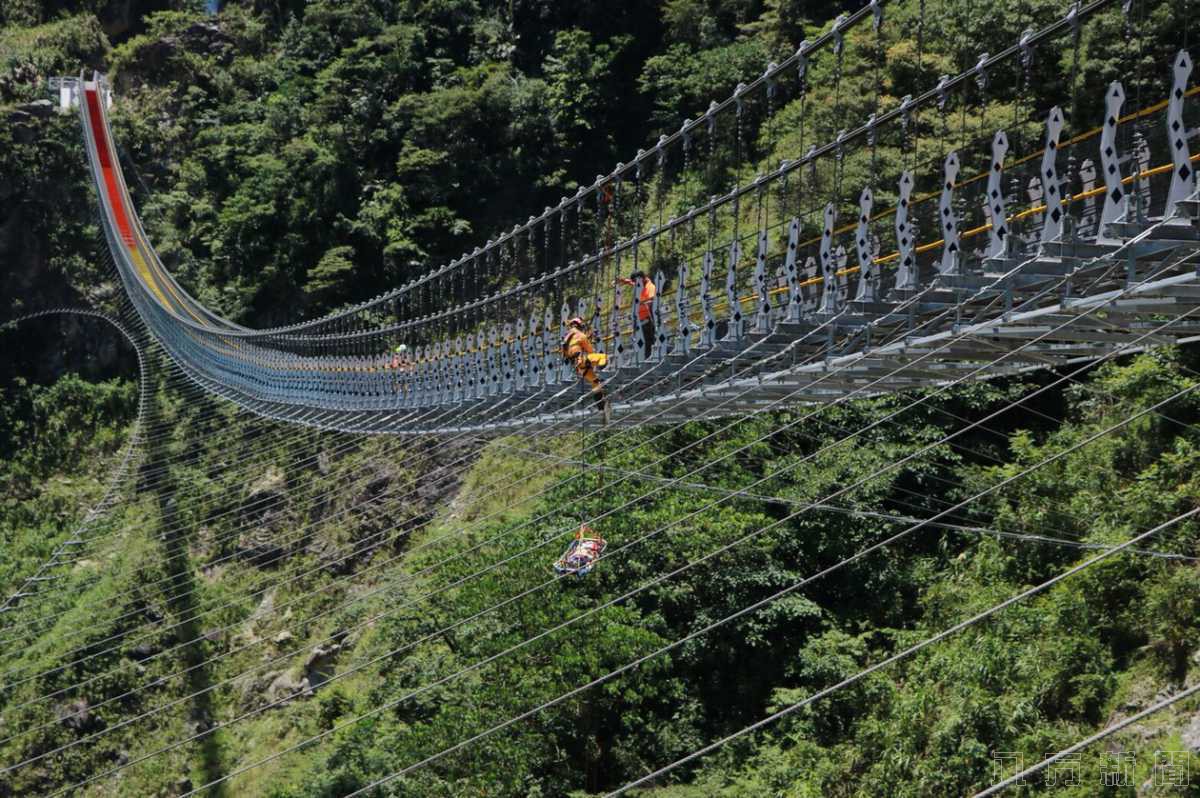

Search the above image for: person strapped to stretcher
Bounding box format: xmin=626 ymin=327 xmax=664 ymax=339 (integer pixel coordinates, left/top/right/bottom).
xmin=554 ymin=524 xmax=607 ymax=576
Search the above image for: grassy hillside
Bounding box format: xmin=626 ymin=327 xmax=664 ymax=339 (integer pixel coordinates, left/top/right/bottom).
xmin=4 ymin=0 xmax=1200 ymax=795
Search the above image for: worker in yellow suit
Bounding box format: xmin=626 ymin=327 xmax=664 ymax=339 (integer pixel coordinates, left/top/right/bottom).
xmin=562 ymin=317 xmax=611 ymax=422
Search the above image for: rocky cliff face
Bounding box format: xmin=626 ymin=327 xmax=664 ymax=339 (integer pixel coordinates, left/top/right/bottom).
xmin=1 ymin=103 xmax=54 ymax=313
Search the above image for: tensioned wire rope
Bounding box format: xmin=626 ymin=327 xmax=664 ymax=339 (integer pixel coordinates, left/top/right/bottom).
xmin=606 ymin=509 xmax=1200 ymax=795
xmin=340 ymin=306 xmax=1200 ymax=797
xmin=0 ymin=379 xmax=490 ymax=650
xmin=0 ymin=297 xmax=1099 ymax=768
xmin=218 ymin=198 xmax=1200 ymax=753
xmin=11 ymin=178 xmax=1180 ymax=768
xmin=72 ymin=222 xmax=1190 ymax=792
xmin=0 ymin=365 xmax=529 ymax=636
xmin=195 ymin=254 xmax=1200 ymax=798
xmin=490 ymin=435 xmax=1200 ymax=564
xmin=30 ymin=235 xmax=1142 ymax=748
xmin=0 ymin=310 xmax=152 ymax=615
xmin=0 ymin=358 xmax=628 ymax=688
xmin=360 ymin=497 xmax=1199 ymax=798
xmin=65 ymin=219 xmax=1200 ymax=758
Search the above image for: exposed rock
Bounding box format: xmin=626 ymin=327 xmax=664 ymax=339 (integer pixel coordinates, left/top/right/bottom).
xmin=246 ymin=466 xmax=287 ymax=503
xmin=236 ymin=467 xmax=291 ymax=565
xmin=236 ymin=528 xmax=289 ymax=566
xmin=234 ymin=669 xmax=278 ymax=709
xmin=182 ymin=21 xmax=234 ymax=57
xmin=247 ymin=589 xmax=276 ymax=624
xmin=1181 ymin=713 xmax=1200 ymax=752
xmin=56 ymin=698 xmax=103 ymax=732
xmin=129 ymin=641 xmax=159 ymax=660
xmin=357 ymin=465 xmax=395 ymax=502
xmin=272 ymin=630 xmax=294 ymax=645
xmin=303 ymin=629 xmax=351 ymax=688
xmin=267 ymin=670 xmax=311 ymax=704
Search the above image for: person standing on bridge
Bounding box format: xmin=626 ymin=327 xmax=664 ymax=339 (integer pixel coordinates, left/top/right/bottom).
xmin=617 ymin=271 xmax=656 ymax=359
xmin=562 ymin=317 xmax=611 ymax=423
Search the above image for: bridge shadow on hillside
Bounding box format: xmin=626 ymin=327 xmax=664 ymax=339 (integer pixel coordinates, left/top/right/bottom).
xmin=141 ymin=419 xmax=227 ymax=798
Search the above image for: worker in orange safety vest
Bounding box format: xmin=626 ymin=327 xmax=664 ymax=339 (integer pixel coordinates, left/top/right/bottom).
xmin=617 ymin=270 xmax=656 ymax=358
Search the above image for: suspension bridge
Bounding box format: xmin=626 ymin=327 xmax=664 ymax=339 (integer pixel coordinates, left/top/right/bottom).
xmin=43 ymin=0 xmax=1200 ymax=435
xmin=5 ymin=0 xmax=1200 ymax=794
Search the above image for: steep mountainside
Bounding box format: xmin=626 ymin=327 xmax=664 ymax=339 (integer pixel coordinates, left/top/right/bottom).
xmin=4 ymin=1 xmax=1200 ymax=796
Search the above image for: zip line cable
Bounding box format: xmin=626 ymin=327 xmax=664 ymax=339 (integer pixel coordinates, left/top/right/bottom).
xmin=42 ymin=138 xmax=1185 ymax=777
xmin=0 ymin=396 xmax=505 ymax=645
xmin=0 ymin=382 xmax=609 ymax=688
xmin=18 ymin=18 xmax=1188 ymax=790
xmin=28 ymin=115 xmax=1180 ymax=796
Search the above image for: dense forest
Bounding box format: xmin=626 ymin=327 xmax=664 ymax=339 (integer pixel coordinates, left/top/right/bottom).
xmin=5 ymin=0 xmax=1200 ymax=795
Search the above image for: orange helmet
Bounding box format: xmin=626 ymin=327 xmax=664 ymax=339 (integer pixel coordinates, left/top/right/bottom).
xmin=567 ymin=317 xmax=585 ymax=328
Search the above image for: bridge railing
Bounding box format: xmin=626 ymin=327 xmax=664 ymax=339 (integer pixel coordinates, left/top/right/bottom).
xmin=60 ymin=0 xmax=1200 ymax=427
